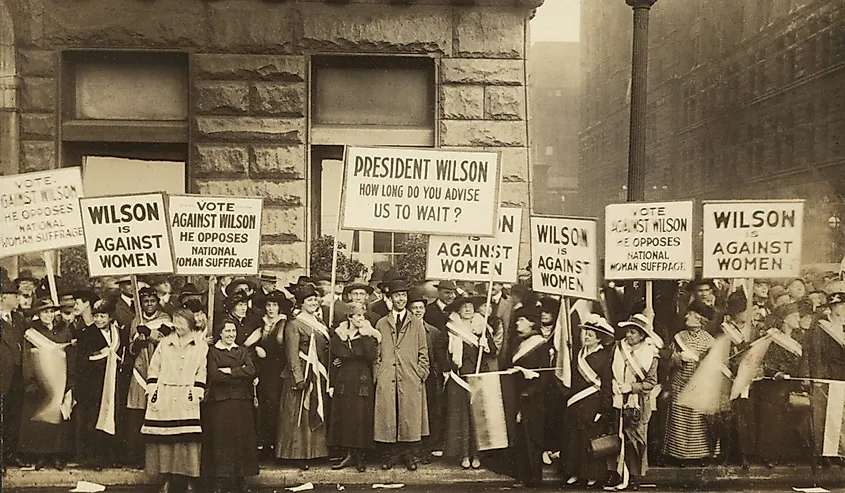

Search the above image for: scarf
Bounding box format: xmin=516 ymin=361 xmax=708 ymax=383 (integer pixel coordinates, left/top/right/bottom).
xmin=445 ymin=312 xmax=485 ymax=368
xmin=511 ymin=334 xmax=546 ymax=364
xmin=335 ymin=320 xmax=382 ymax=343
xmin=89 ymin=322 xmax=121 ymax=435
xmin=611 ymin=339 xmax=657 ymax=409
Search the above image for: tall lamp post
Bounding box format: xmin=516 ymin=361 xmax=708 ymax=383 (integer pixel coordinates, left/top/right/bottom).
xmin=625 ymin=0 xmax=657 ymax=203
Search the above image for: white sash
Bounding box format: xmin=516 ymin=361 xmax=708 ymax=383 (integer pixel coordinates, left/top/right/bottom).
xmin=511 ymin=334 xmax=546 ymax=364
xmin=567 ymin=345 xmax=602 ymax=407
xmin=674 ymin=332 xmax=701 ymax=362
xmin=768 ymin=328 xmax=803 ymax=357
xmin=620 ymin=340 xmax=646 ymax=381
xmin=721 ymin=321 xmax=745 ymax=345
xmin=446 ymin=313 xmax=480 ymax=368
xmin=819 ymin=319 xmax=845 ymax=349
xmin=94 ymin=323 xmax=120 ymax=435
xmin=296 ymin=312 xmax=330 ymax=340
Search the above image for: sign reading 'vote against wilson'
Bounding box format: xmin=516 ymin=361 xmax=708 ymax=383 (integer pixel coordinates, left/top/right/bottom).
xmin=703 ymin=200 xmax=804 ymax=278
xmin=79 ymin=193 xmax=174 ymax=277
xmin=341 ymin=147 xmax=500 ymax=237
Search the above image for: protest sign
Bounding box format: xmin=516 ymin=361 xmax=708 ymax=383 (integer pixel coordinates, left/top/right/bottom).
xmin=604 ymin=201 xmax=694 ymax=280
xmin=168 ymin=195 xmax=263 ymax=275
xmin=530 ymin=215 xmax=598 ymax=300
xmin=341 ymin=146 xmax=500 ymax=236
xmin=703 ymin=200 xmax=804 ymax=278
xmin=0 ymin=168 xmax=85 ymax=257
xmin=426 ymin=208 xmax=522 ymax=283
xmin=79 ymin=192 xmax=174 ymax=277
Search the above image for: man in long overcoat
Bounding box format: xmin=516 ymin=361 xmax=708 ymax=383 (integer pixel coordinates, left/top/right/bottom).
xmin=373 ymin=279 xmax=430 ymax=471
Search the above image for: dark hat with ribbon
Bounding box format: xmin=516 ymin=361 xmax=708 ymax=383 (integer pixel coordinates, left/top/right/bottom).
xmin=182 ymin=298 xmax=205 ymax=313
xmin=445 ymin=295 xmax=475 ymax=314
xmin=73 ymin=289 xmax=100 ymax=306
xmin=263 ymin=290 xmax=293 ymax=314
xmin=619 ymin=313 xmax=663 ymax=348
xmin=514 ymin=305 xmax=542 ymax=327
xmin=294 ymin=283 xmax=321 ymax=304
xmin=225 ymin=278 xmax=256 ymax=298
xmin=91 ymin=298 xmax=114 ymax=316
xmin=286 ymin=275 xmax=314 ymax=293
xmin=383 ymin=279 xmax=409 ymax=296
xmin=343 ymin=282 xmax=374 ymax=297
xmin=539 ymin=296 xmax=562 ymax=317
xmin=379 ymin=269 xmax=402 ymax=290
xmin=434 ymin=280 xmax=458 ymax=291
xmin=138 ymin=286 xmax=159 ymax=300
xmin=31 ymin=297 xmax=59 ymax=313
xmin=225 ymin=291 xmax=251 ymax=310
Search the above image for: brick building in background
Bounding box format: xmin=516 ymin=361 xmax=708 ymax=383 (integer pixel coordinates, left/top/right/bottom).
xmin=580 ymin=0 xmax=845 ymax=264
xmin=528 ymin=41 xmax=580 ymax=215
xmin=0 ymin=0 xmax=542 ymax=282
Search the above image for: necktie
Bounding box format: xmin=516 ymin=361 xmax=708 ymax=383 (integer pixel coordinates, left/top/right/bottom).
xmin=396 ymin=314 xmax=403 ymax=328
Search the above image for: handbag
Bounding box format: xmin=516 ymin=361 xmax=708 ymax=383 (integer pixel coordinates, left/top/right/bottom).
xmin=788 ymin=391 xmax=810 ymax=410
xmin=588 ymin=433 xmax=621 ymax=459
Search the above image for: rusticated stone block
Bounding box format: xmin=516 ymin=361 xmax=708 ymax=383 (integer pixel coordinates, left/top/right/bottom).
xmin=440 ymin=120 xmax=526 ymax=147
xmin=300 ymin=3 xmax=451 ymax=54
xmin=194 ymin=82 xmax=249 ymax=115
xmin=454 ymin=8 xmax=525 ymax=59
xmin=251 ymin=146 xmax=306 ymax=179
xmin=194 ymin=145 xmax=248 ymax=176
xmin=207 ymin=2 xmax=294 ymax=53
xmin=20 ymin=141 xmax=56 ymax=172
xmin=195 ymin=117 xmax=304 ymax=143
xmin=499 ymin=181 xmax=530 ymax=208
xmin=19 ymin=50 xmax=56 ymax=77
xmin=20 ymin=114 xmax=55 ymax=140
xmin=262 ymin=207 xmax=305 ymax=240
xmin=499 ymin=147 xmax=529 ymax=182
xmin=440 ymin=59 xmax=523 ymax=86
xmin=194 ymin=55 xmax=305 ymax=82
xmin=42 ymin=0 xmax=206 ymax=48
xmin=440 ymin=85 xmax=484 ymax=120
xmin=485 ymin=86 xmax=525 ymax=120
xmin=194 ymin=179 xmax=306 ymax=207
xmin=20 ymin=78 xmax=56 ymax=112
xmin=251 ymin=83 xmax=305 ymax=117
xmin=259 ymin=242 xmax=307 ymax=269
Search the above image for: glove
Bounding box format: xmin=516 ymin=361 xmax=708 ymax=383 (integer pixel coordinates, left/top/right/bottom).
xmin=773 ymin=371 xmax=787 ymax=381
xmin=255 ymin=346 xmax=267 ymax=359
xmin=192 ymin=387 xmax=205 ymax=402
xmin=293 ymin=380 xmax=306 ymax=391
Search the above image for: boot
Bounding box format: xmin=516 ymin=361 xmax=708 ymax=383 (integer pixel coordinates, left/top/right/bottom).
xmin=355 ymin=450 xmax=366 ymax=472
xmin=158 ymin=477 xmax=171 ymax=493
xmin=332 ymin=451 xmax=353 ymax=470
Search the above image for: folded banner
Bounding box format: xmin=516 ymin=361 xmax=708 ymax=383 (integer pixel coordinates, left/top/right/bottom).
xmin=811 ymin=381 xmax=845 ymax=458
xmin=24 ymin=329 xmax=70 ymax=424
xmin=467 ymin=372 xmax=512 ymax=451
xmin=678 ymin=335 xmax=732 ymax=415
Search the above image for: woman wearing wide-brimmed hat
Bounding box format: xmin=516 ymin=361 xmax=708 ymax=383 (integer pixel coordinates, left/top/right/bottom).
xmin=275 ymin=284 xmax=330 ymax=469
xmin=440 ymin=294 xmax=497 ymax=469
xmin=18 ymin=298 xmax=75 ymax=471
xmin=561 ymin=314 xmax=614 ymax=489
xmin=608 ymin=313 xmax=661 ymax=491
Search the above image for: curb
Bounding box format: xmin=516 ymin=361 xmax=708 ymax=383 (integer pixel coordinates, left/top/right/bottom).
xmin=3 ymin=464 xmax=845 ymax=489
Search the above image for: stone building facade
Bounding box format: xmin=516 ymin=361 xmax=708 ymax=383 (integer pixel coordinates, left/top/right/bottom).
xmin=0 ymin=0 xmax=542 ymax=282
xmin=579 ymin=0 xmax=845 ymax=264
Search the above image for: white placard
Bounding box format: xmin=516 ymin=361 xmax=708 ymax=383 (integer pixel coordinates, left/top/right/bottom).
xmin=530 ymin=215 xmax=598 ymax=300
xmin=604 ymin=201 xmax=694 ymax=280
xmin=0 ymin=168 xmax=85 ymax=257
xmin=79 ymin=193 xmax=174 ymax=277
xmin=426 ymin=208 xmax=522 ymax=283
xmin=168 ymin=195 xmax=263 ymax=276
xmin=703 ymin=200 xmax=804 ymax=279
xmin=341 ymin=146 xmax=500 ymax=236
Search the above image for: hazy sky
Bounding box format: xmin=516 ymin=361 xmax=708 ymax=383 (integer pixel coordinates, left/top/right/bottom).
xmin=531 ymin=0 xmax=580 ymax=44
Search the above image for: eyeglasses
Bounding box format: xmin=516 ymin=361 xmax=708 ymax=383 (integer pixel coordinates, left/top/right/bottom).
xmin=18 ymin=293 xmax=33 ymax=298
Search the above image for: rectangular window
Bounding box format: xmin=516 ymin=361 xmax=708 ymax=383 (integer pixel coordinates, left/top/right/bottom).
xmin=311 ymin=56 xmax=435 ymax=146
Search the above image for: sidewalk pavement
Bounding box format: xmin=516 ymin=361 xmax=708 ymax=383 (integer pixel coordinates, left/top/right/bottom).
xmin=4 ymin=463 xmax=845 ymax=489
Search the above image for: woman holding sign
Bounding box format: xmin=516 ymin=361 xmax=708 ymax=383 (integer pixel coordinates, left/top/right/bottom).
xmin=440 ymin=295 xmax=497 ymax=469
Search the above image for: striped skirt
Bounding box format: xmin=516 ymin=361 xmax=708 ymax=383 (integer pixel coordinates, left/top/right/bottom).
xmin=662 ymin=397 xmax=714 ymax=460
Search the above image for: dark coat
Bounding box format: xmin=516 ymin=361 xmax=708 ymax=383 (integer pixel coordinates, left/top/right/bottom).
xmin=369 ymin=299 xmax=390 ymax=319
xmin=424 ymin=301 xmax=448 ymax=330
xmin=113 ymin=295 xmax=135 ymax=330
xmin=328 ymin=331 xmax=378 ymax=448
xmin=206 ymin=345 xmax=257 ymax=403
xmin=804 ymin=316 xmax=845 ymax=381
xmin=0 ymin=316 xmax=24 ymax=395
xmin=76 ymin=323 xmax=127 ymax=406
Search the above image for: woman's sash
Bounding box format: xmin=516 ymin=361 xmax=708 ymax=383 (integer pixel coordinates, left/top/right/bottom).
xmin=89 ymin=323 xmax=121 ymax=435
xmin=567 ymin=345 xmax=603 ymax=407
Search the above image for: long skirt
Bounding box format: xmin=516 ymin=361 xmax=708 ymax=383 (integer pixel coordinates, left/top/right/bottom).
xmin=257 ymin=378 xmax=282 ymax=451
xmin=662 ymin=397 xmax=714 ymax=460
xmin=443 ymin=380 xmax=477 ymax=458
xmin=328 ymin=387 xmax=375 ymax=449
xmin=754 ymin=380 xmax=810 ymax=462
xmin=275 ymin=379 xmax=328 ymax=460
xmin=125 ymin=408 xmax=146 ymax=466
xmin=146 ymin=442 xmax=201 ymax=477
xmin=18 ymin=391 xmax=73 ymax=455
xmin=76 ymin=402 xmax=120 ymax=466
xmin=562 ymin=400 xmax=610 ymax=480
xmin=204 ymin=399 xmax=259 ymax=478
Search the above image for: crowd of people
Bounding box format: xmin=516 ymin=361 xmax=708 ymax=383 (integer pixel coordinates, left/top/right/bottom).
xmin=1 ymin=267 xmax=844 ymax=493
